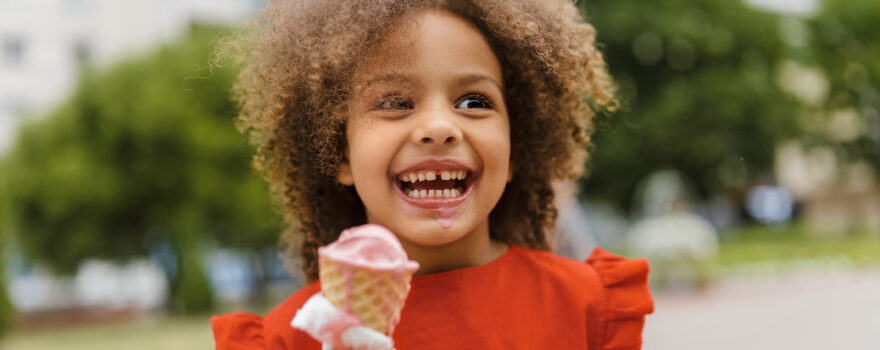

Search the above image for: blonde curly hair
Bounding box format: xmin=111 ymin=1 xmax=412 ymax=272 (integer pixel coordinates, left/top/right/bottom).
xmin=221 ymin=0 xmax=616 ymax=282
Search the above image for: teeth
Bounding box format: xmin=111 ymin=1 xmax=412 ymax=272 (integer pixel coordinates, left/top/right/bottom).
xmin=399 ymin=170 xmax=469 ymax=183
xmin=405 ymin=187 xmax=464 ymax=199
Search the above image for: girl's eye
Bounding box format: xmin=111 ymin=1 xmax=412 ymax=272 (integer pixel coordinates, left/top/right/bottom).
xmin=376 ymin=95 xmax=413 ymax=110
xmin=455 ymin=94 xmax=493 ymax=109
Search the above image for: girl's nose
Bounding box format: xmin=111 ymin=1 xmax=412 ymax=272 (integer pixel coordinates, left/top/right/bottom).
xmin=411 ymin=109 xmax=462 ymax=145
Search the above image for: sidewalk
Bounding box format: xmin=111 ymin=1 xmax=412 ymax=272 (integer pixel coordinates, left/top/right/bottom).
xmin=643 ymin=266 xmax=880 ymax=350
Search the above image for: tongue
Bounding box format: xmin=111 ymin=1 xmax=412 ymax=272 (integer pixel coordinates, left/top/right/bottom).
xmin=408 ymin=179 xmax=457 ymax=191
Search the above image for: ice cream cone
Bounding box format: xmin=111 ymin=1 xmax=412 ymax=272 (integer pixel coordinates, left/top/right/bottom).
xmin=318 ymin=224 xmax=419 ymax=336
xmin=319 ymin=256 xmax=413 ymax=334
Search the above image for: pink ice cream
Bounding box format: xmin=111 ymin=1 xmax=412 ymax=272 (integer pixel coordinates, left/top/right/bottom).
xmin=318 ymin=224 xmax=420 ymax=273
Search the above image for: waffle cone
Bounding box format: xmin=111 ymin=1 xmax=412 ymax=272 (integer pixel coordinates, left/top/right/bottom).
xmin=319 ymin=255 xmax=413 ymax=335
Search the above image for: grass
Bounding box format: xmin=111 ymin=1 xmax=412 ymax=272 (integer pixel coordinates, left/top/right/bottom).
xmin=0 ymin=315 xmax=214 ymax=350
xmin=716 ymin=223 xmax=880 ymax=267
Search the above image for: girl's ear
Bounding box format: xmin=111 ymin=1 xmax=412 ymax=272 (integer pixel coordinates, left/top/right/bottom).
xmin=338 ymin=161 xmax=354 ymax=185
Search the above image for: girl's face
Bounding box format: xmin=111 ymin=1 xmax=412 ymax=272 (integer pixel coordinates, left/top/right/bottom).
xmin=338 ymin=9 xmax=511 ymax=251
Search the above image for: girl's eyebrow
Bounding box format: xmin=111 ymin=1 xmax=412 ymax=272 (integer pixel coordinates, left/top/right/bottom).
xmin=357 ymin=72 xmax=415 ymax=94
xmin=452 ymin=73 xmax=502 ymax=91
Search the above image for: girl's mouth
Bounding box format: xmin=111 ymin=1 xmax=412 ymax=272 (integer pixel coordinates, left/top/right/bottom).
xmin=392 ymin=168 xmax=478 ymax=209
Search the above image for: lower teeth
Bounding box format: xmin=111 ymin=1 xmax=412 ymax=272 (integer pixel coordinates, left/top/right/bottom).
xmin=407 ymin=188 xmax=461 ymax=199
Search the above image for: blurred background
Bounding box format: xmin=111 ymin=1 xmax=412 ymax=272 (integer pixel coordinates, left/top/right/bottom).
xmin=0 ymin=0 xmax=877 ymax=349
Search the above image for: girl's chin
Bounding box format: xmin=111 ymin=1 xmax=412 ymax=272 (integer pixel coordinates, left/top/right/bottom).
xmin=395 ymin=221 xmax=471 ymax=246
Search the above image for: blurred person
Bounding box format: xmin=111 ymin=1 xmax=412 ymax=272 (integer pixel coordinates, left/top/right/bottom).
xmin=626 ymin=170 xmax=719 ymax=290
xmin=552 ymin=180 xmax=599 ymax=261
xmin=211 ymin=0 xmax=653 ymax=349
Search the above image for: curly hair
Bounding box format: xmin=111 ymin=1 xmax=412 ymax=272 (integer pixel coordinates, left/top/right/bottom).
xmin=220 ymin=0 xmax=617 ymax=282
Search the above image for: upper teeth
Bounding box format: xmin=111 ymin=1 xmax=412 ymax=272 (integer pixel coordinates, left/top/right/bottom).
xmin=399 ymin=170 xmax=467 ymax=182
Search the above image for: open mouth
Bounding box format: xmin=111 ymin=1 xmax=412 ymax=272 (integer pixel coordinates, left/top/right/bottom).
xmin=394 ymin=169 xmax=476 ymax=200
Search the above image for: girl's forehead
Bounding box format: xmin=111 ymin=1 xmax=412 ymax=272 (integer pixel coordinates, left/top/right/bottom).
xmin=352 ymin=9 xmax=500 ymax=87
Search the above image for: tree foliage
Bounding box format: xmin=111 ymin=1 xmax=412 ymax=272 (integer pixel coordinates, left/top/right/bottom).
xmin=578 ymin=0 xmax=877 ymax=210
xmin=0 ymin=169 xmax=14 ymax=333
xmin=2 ymin=26 xmax=280 ymax=313
xmin=805 ymin=0 xmax=880 ymax=169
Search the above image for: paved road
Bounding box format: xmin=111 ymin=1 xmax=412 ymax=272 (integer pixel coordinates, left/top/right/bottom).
xmin=643 ymin=267 xmax=880 ymax=350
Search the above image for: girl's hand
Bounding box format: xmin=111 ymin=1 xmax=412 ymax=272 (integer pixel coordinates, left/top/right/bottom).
xmin=334 ymin=326 xmax=393 ymax=350
xmin=293 ymin=293 xmax=393 ymax=350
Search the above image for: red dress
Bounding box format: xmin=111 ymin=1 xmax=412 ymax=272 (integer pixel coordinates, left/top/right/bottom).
xmin=212 ymin=245 xmax=654 ymax=349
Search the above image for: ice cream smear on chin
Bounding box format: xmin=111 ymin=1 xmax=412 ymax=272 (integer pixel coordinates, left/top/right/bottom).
xmin=291 ymin=224 xmax=419 ymax=349
xmin=434 ymin=209 xmax=460 ymax=229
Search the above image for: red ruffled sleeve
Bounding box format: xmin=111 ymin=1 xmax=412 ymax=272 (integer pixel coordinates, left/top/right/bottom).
xmin=211 ymin=312 xmax=266 ymax=349
xmin=586 ymin=247 xmax=654 ymax=350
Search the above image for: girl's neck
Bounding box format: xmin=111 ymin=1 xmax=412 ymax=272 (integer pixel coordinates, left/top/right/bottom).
xmin=398 ymin=222 xmax=509 ymax=276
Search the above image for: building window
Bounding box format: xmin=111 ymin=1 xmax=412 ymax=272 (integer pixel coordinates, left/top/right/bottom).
xmin=3 ymin=37 xmax=24 ymax=66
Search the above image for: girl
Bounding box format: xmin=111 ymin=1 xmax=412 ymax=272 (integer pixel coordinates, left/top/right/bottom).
xmin=212 ymin=0 xmax=653 ymax=349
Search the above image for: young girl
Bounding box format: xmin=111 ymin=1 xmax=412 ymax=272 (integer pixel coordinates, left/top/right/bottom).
xmin=212 ymin=0 xmax=653 ymax=349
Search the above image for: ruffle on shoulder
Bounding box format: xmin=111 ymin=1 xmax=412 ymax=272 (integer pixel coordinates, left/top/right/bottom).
xmin=586 ymin=247 xmax=655 ymax=350
xmin=212 ymin=312 xmax=266 ymax=350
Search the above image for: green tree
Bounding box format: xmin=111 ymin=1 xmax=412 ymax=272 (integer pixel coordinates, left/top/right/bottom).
xmin=579 ymin=0 xmax=806 ymax=210
xmin=2 ymin=26 xmax=280 ymax=313
xmin=0 ymin=166 xmax=14 ymax=333
xmin=805 ymin=0 xmax=880 ymax=169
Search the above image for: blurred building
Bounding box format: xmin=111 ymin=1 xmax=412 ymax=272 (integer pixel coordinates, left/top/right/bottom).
xmin=745 ymin=0 xmax=818 ymax=17
xmin=0 ymin=0 xmax=266 ymax=153
xmin=776 ymin=142 xmax=880 ymax=234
